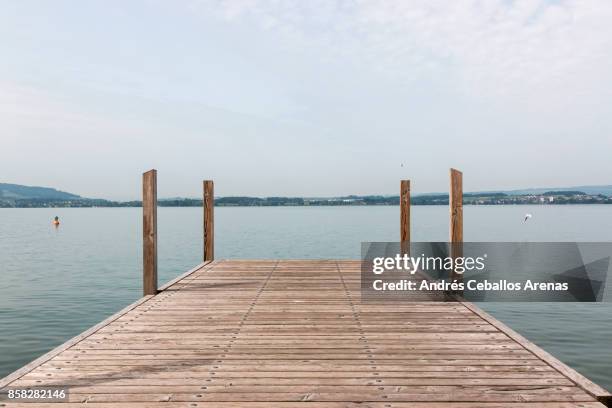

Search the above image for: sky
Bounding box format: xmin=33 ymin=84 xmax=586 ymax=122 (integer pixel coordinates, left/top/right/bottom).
xmin=1 ymin=0 xmax=611 ymax=200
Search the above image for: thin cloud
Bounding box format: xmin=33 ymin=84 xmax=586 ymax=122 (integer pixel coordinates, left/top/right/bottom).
xmin=204 ymin=0 xmax=612 ymax=106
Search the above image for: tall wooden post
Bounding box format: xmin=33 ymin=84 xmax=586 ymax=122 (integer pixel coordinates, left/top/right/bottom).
xmin=400 ymin=180 xmax=410 ymax=254
xmin=143 ymin=169 xmax=158 ymax=296
xmin=449 ymin=168 xmax=463 ymax=243
xmin=203 ymin=180 xmax=214 ymax=261
xmin=449 ymin=169 xmax=463 ymax=284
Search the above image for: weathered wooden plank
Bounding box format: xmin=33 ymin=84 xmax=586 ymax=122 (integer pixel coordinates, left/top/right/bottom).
xmin=14 ymin=390 xmax=594 ymax=403
xmin=51 ymin=352 xmax=538 ymax=361
xmin=3 ymin=402 xmax=606 ymax=408
xmin=34 ymin=363 xmax=556 ymax=373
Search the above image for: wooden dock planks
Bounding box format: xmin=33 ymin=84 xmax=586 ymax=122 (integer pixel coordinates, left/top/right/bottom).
xmin=1 ymin=260 xmax=609 ymax=407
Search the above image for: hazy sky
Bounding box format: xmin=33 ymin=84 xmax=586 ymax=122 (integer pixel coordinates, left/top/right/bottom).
xmin=1 ymin=1 xmax=611 ymax=200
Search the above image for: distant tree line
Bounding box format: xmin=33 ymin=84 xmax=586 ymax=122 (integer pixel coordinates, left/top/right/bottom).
xmin=1 ymin=191 xmax=611 ymax=208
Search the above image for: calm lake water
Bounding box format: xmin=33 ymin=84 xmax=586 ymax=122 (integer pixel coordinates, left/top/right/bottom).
xmin=1 ymin=205 xmax=611 ymax=389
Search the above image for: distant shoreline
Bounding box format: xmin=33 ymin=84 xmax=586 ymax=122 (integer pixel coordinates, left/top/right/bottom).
xmin=2 ymin=191 xmax=611 ymax=208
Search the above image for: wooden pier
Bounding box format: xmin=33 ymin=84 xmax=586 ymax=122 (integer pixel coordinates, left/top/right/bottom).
xmin=1 ymin=259 xmax=610 ymax=407
xmin=1 ymin=169 xmax=610 ymax=406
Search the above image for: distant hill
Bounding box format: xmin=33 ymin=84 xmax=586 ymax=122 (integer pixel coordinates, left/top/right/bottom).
xmin=1 ymin=182 xmax=612 ymax=208
xmin=0 ymin=183 xmax=81 ymax=200
xmin=500 ymin=185 xmax=612 ymax=196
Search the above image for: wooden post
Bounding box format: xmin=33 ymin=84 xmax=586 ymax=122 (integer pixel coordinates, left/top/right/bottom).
xmin=203 ymin=180 xmax=214 ymax=261
xmin=449 ymin=168 xmax=463 ymax=285
xmin=400 ymin=180 xmax=410 ymax=254
xmin=143 ymin=169 xmax=158 ymax=296
xmin=449 ymin=168 xmax=463 ymax=243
